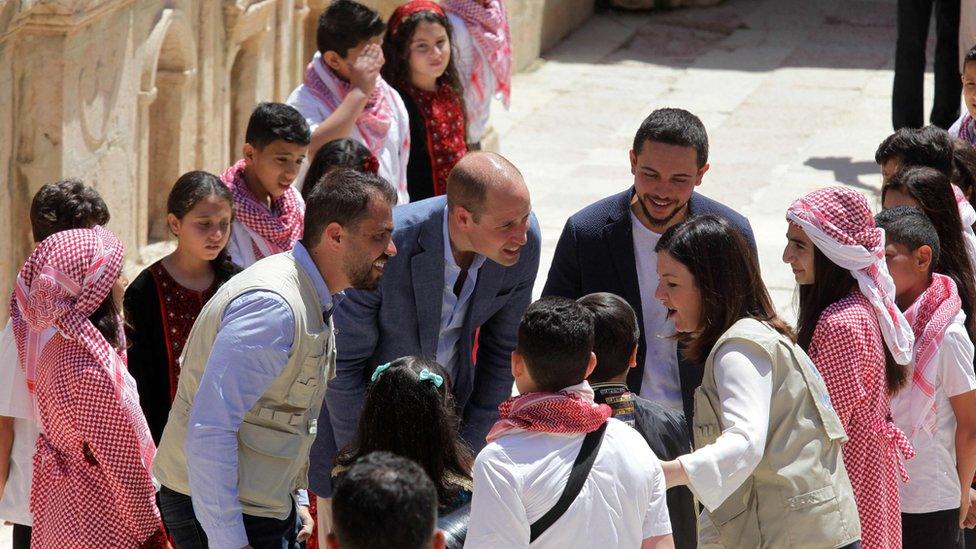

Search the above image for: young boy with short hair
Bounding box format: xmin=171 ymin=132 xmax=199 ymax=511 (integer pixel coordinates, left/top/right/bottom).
xmin=578 ymin=292 xmax=694 ymax=549
xmin=329 ymin=452 xmax=445 ymax=549
xmin=287 ymin=0 xmax=410 ymax=203
xmin=0 ymin=179 xmax=111 ymax=549
xmin=876 ymin=206 xmax=976 ymax=548
xmin=466 ymin=297 xmax=673 ymax=548
xmin=950 ymin=45 xmax=976 ymax=146
xmin=222 ymin=102 xmax=310 ymax=268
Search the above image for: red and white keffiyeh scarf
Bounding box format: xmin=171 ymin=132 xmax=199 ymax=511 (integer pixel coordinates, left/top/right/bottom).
xmin=409 ymin=83 xmax=468 ymax=196
xmin=220 ymin=158 xmax=303 ymax=260
xmin=787 ymin=186 xmax=915 ymax=365
xmin=9 ymin=227 xmax=155 ymax=471
xmin=904 ymin=273 xmax=961 ymax=437
xmin=303 ymin=54 xmax=397 ymax=157
xmin=486 ymin=382 xmax=611 ymax=443
xmin=442 ymin=0 xmax=512 ymax=108
xmin=958 ymin=113 xmax=976 ymax=145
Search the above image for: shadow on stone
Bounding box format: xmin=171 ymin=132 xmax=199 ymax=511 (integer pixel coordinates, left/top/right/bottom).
xmin=804 ymin=156 xmax=880 ymax=194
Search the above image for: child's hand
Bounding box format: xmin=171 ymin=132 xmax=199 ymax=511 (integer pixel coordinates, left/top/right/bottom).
xmin=350 ymin=44 xmax=384 ymax=96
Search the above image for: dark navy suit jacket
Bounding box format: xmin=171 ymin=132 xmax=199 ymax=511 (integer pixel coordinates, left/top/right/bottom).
xmin=309 ymin=195 xmax=541 ymax=496
xmin=542 ymin=188 xmax=756 ymax=421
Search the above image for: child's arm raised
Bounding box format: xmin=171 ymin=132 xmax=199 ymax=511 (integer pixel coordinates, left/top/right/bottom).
xmin=309 ymin=44 xmax=384 ymax=158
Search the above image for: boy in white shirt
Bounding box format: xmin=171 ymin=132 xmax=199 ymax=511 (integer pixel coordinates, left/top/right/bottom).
xmin=949 ymin=46 xmax=976 ymax=146
xmin=877 ymin=206 xmax=976 ymax=548
xmin=287 ymin=0 xmax=410 ymax=203
xmin=465 ymin=297 xmax=674 ymax=548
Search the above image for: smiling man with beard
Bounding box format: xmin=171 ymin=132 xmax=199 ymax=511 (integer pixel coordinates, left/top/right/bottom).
xmin=543 ymin=108 xmax=755 ymax=428
xmin=152 ymin=169 xmax=397 ymax=549
xmin=308 ymin=152 xmax=541 ymax=523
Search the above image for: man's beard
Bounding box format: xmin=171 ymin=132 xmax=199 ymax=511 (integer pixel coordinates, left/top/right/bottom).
xmin=638 ymin=194 xmax=689 ymax=228
xmin=346 ymin=255 xmax=383 ymax=291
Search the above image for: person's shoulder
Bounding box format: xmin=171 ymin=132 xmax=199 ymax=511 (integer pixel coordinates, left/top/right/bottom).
xmin=126 ymin=266 xmax=157 ymax=296
xmin=691 ymin=192 xmax=752 ymax=230
xmin=565 ymin=189 xmax=631 ymax=230
xmin=393 ymin=196 xmax=445 ymax=228
xmin=605 ymin=418 xmax=657 ymax=455
xmin=819 ymin=292 xmax=876 ymax=328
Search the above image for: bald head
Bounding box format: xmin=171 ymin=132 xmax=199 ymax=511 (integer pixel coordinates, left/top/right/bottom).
xmin=447 ymin=152 xmax=525 ymax=217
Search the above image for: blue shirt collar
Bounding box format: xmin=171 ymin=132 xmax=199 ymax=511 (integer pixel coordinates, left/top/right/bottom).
xmin=292 ymin=241 xmax=342 ymax=313
xmin=442 ymin=206 xmax=486 ymax=272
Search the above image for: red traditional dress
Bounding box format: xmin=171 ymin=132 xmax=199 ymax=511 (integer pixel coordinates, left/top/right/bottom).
xmin=10 ymin=227 xmax=164 ymax=548
xmin=809 ymin=293 xmax=910 ymax=549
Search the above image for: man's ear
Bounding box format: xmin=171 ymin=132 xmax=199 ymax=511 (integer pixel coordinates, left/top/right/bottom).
xmin=696 ymin=162 xmax=710 ymax=185
xmin=629 ymin=149 xmax=638 ymax=176
xmin=628 ymin=345 xmax=639 ymax=369
xmin=323 ymin=222 xmax=344 ymax=251
xmin=322 ymin=50 xmax=344 ymax=72
xmin=243 ymin=142 xmax=255 ymax=163
xmin=915 ymin=244 xmax=934 ymax=273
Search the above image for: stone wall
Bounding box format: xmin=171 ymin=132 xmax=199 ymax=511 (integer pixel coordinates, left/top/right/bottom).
xmin=0 ymin=0 xmax=594 ymax=323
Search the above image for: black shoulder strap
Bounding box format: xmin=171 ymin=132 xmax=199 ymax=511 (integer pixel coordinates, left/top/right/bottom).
xmin=529 ymin=422 xmax=608 ymax=543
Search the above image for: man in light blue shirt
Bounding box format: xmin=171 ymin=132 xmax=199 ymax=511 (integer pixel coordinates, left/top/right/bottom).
xmin=153 ymin=169 xmax=398 ymax=549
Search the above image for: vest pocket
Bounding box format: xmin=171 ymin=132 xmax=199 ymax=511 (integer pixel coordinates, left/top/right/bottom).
xmin=692 ymin=388 xmax=721 ymax=449
xmin=708 ymin=479 xmax=762 ymax=548
xmin=782 ymin=485 xmax=851 ymax=547
xmin=237 ymin=422 xmax=303 ymax=511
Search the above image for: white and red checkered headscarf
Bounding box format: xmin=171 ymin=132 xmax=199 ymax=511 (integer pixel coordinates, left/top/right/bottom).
xmin=787 ymin=186 xmax=914 ymax=365
xmin=9 ymin=226 xmax=155 ymax=470
xmin=442 ymin=0 xmax=512 ymax=108
xmin=221 ymin=159 xmax=303 ymax=259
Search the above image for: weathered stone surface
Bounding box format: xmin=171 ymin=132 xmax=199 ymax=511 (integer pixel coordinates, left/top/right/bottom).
xmin=0 ymin=0 xmax=595 ymax=324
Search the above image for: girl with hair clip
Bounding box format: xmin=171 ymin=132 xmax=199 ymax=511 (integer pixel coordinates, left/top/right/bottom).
xmin=300 ymin=137 xmax=380 ymax=202
xmin=882 ymin=165 xmax=976 ymax=348
xmin=784 ymin=186 xmax=917 ymax=548
xmin=10 ymin=227 xmax=165 ymax=548
xmin=656 ymin=215 xmax=861 ymax=549
xmin=333 ymin=356 xmax=474 ymax=514
xmin=442 ymin=0 xmax=512 ymax=150
xmin=382 ymin=0 xmax=468 ymax=201
xmin=124 ymin=171 xmax=240 ymax=444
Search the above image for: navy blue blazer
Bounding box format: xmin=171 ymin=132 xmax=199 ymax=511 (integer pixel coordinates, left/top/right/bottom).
xmin=542 ymin=188 xmax=756 ymax=421
xmin=309 ymin=195 xmax=541 ymax=496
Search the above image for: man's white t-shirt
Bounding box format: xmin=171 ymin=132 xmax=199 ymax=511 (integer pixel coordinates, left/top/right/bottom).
xmin=0 ymin=321 xmax=39 ymax=526
xmin=631 ymin=212 xmax=682 ymax=411
xmin=465 ymin=418 xmax=672 ymax=547
xmin=891 ymin=311 xmax=976 ymax=514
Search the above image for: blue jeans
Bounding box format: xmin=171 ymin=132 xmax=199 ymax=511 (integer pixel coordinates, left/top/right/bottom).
xmin=157 ymin=485 xmax=301 ymax=549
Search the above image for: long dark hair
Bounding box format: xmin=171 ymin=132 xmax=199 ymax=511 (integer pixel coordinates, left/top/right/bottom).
xmin=952 ymin=138 xmax=976 ymax=207
xmin=167 ymin=171 xmax=237 ymax=280
xmin=883 ymin=165 xmax=976 ymax=346
xmin=655 ymin=215 xmax=794 ymax=363
xmin=381 ymin=8 xmax=466 ymax=115
xmin=796 ymin=245 xmax=908 ymax=393
xmin=90 ymin=284 xmax=123 ymax=351
xmin=336 ymin=356 xmax=474 ymax=508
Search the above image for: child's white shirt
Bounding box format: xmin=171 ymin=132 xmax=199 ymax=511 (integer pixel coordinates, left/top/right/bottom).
xmin=465 ymin=418 xmax=671 ymax=547
xmin=891 ymin=310 xmax=976 ymax=513
xmin=0 ymin=320 xmax=40 ymax=526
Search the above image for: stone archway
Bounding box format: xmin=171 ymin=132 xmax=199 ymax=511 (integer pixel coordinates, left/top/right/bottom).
xmin=138 ymin=9 xmax=197 ymax=247
xmin=228 ymin=34 xmax=261 ymax=163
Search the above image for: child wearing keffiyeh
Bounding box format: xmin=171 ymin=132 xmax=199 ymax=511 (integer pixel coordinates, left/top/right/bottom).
xmin=949 ymin=45 xmax=976 ymax=146
xmin=876 ymin=207 xmax=976 ymax=547
xmin=223 ymin=102 xmax=309 ymax=269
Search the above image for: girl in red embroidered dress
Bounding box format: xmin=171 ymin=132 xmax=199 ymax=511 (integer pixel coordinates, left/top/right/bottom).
xmin=785 ymin=187 xmax=916 ymax=549
xmin=10 ymin=227 xmax=165 ymax=548
xmin=125 ymin=171 xmax=239 ymax=444
xmin=382 ymin=1 xmax=468 ymax=201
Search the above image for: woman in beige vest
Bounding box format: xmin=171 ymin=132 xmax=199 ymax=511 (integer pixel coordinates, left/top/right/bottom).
xmin=654 ymin=214 xmax=861 ymax=549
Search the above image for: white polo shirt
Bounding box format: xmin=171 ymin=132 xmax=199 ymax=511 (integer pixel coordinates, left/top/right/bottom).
xmin=465 ymin=417 xmax=672 ymax=547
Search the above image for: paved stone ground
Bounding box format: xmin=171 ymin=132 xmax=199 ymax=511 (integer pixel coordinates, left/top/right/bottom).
xmin=0 ymin=0 xmax=938 ymax=543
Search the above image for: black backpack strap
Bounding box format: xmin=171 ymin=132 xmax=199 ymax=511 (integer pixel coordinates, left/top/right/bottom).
xmin=529 ymin=422 xmax=608 ymax=543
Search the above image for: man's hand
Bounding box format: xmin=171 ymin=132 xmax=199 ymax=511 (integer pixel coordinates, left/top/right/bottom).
xmin=297 ymin=504 xmax=314 ymax=543
xmin=964 ymin=488 xmax=976 ymax=528
xmin=348 ymin=44 xmax=384 ymax=97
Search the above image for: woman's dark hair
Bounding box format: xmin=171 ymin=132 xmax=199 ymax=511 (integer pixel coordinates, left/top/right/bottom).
xmin=167 ymin=171 xmax=237 ymax=279
xmin=302 ymin=138 xmax=374 ymax=202
xmin=882 ymin=165 xmax=976 ymax=346
xmin=952 ymin=138 xmax=976 ymax=206
xmin=90 ymin=284 xmax=123 ymax=351
xmin=655 ymin=215 xmax=794 ymax=363
xmin=381 ymin=9 xmax=466 ymax=117
xmin=336 ymin=356 xmax=474 ymax=509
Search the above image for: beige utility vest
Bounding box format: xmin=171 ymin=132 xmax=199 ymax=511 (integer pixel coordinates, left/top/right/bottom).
xmin=153 ymin=253 xmax=335 ymax=520
xmin=693 ymin=318 xmax=861 ymax=549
